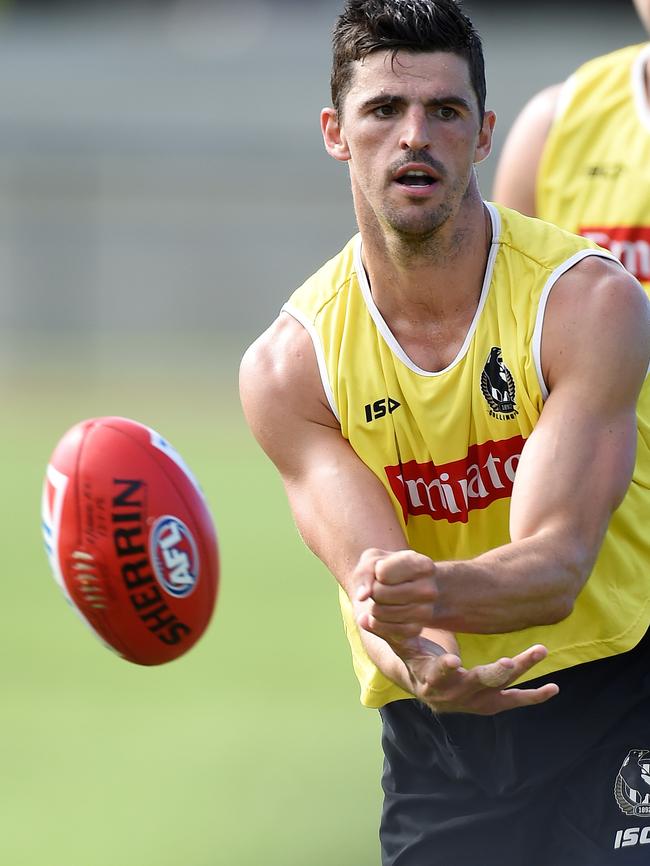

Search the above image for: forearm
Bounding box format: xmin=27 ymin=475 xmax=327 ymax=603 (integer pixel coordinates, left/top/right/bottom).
xmin=431 ymin=530 xmax=595 ymax=633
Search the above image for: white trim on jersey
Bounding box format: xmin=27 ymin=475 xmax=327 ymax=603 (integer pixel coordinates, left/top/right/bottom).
xmin=281 ymin=303 xmax=341 ymax=423
xmin=554 ymin=73 xmax=577 ymax=122
xmin=352 ymin=203 xmax=502 ymax=377
xmin=632 ymin=43 xmax=650 ymax=133
xmin=532 ymin=249 xmax=623 ymax=401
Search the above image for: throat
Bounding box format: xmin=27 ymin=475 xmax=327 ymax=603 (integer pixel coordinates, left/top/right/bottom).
xmin=391 ymin=313 xmax=476 ymax=373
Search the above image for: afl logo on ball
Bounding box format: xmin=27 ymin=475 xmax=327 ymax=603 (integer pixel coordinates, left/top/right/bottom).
xmin=150 ymin=515 xmax=200 ymax=598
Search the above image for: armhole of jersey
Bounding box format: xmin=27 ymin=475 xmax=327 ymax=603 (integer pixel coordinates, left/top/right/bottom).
xmin=536 ymin=74 xmax=576 ymax=212
xmin=532 ymin=250 xmax=622 ymax=401
xmin=553 ymin=73 xmax=577 ymax=122
xmin=281 ymin=303 xmax=341 ymax=423
xmin=633 ymin=43 xmax=650 ymax=132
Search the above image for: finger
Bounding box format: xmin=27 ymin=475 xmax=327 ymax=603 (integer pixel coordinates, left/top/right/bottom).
xmin=464 ymin=682 xmax=560 ymax=716
xmin=370 ymin=578 xmax=437 ymax=605
xmin=375 ymin=550 xmax=435 ymax=586
xmin=470 ymin=644 xmax=548 ymax=690
xmin=507 ymin=643 xmax=549 ymax=679
xmin=364 ymin=614 xmax=423 ymax=641
xmin=474 ymin=657 xmax=515 ymax=688
xmin=353 ymin=548 xmax=391 ymax=601
xmin=355 ymin=607 xmax=370 ymax=631
xmin=427 ymin=653 xmax=463 ymax=686
xmin=494 ymin=682 xmax=560 ymax=710
xmin=356 ymin=584 xmax=372 ymax=602
xmin=367 ymin=600 xmax=434 ymax=624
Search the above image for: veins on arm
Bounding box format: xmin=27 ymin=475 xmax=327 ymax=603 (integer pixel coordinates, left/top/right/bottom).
xmin=431 ymin=258 xmax=650 ymax=633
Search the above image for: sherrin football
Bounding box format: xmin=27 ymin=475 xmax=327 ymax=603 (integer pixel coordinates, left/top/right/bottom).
xmin=41 ymin=416 xmax=219 ymax=665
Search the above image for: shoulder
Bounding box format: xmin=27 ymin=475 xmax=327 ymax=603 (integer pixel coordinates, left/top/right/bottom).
xmin=542 ymin=258 xmax=650 ymax=395
xmin=550 ymin=255 xmax=650 ymax=323
xmin=240 ymin=313 xmax=339 ymax=468
xmin=241 ymin=313 xmax=334 ymax=419
xmin=494 ymin=204 xmax=602 ymax=270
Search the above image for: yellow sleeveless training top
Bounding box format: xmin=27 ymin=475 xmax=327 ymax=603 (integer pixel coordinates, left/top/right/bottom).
xmin=283 ymin=203 xmax=650 ymax=708
xmin=538 ymin=43 xmax=650 ymax=290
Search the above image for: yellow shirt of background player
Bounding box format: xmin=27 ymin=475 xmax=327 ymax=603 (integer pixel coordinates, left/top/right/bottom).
xmin=283 ymin=203 xmax=650 ymax=708
xmin=538 ymin=43 xmax=650 ymax=292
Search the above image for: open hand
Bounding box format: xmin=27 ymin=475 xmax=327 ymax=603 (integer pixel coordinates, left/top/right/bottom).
xmin=398 ymin=636 xmax=559 ymax=715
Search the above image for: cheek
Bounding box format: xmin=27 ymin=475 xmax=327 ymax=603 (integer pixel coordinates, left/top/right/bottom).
xmin=348 ymin=140 xmax=384 ymax=179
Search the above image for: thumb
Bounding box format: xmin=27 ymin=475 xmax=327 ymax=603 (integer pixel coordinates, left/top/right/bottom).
xmin=355 ymin=583 xmax=372 ymax=602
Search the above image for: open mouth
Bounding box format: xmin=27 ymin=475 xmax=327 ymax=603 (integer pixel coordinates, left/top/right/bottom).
xmin=395 ymin=170 xmax=436 ymax=188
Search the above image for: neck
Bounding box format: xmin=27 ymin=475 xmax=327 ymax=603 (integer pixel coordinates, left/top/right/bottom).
xmin=355 ymin=187 xmax=493 ymax=373
xmin=358 ymin=183 xmax=491 ymax=320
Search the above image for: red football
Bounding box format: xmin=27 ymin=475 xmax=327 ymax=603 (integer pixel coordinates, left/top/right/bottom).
xmin=41 ymin=416 xmax=219 ymax=665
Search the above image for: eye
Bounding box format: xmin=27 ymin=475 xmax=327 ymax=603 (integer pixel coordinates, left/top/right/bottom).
xmin=373 ymin=104 xmax=397 ymax=118
xmin=436 ymin=106 xmax=458 ymax=120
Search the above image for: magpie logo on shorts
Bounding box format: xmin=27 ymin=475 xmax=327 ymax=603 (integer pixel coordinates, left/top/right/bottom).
xmin=614 ymin=750 xmax=650 ymax=817
xmin=480 ymin=347 xmax=518 ymax=420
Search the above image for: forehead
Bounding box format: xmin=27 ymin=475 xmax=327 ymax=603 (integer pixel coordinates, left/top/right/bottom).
xmin=346 ymin=49 xmax=476 ymax=106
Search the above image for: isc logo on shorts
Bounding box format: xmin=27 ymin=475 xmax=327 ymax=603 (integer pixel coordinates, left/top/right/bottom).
xmin=149 ymin=515 xmax=199 ymax=598
xmin=614 ymin=827 xmax=650 ymax=849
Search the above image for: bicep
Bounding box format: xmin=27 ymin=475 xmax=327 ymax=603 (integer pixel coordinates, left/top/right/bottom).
xmin=492 ymin=84 xmax=562 ymax=216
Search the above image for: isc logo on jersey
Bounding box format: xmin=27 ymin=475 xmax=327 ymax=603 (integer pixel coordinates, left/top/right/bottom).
xmin=149 ymin=515 xmax=200 ymax=598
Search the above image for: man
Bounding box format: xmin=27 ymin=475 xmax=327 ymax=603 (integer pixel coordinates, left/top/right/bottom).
xmin=240 ymin=1 xmax=650 ymax=863
xmin=493 ymin=1 xmax=650 ymax=292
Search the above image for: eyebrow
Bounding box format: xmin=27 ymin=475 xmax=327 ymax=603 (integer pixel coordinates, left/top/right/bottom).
xmin=358 ymin=93 xmax=473 ymax=113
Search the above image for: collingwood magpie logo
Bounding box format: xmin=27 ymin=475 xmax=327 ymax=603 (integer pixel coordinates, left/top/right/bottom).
xmin=614 ymin=750 xmax=650 ymax=817
xmin=480 ymin=347 xmax=518 ymax=420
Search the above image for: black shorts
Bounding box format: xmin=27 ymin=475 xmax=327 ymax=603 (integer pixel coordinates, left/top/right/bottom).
xmin=379 ymin=629 xmax=650 ymax=866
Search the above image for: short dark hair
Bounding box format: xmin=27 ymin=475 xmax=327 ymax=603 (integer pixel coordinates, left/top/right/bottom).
xmin=330 ymin=0 xmax=486 ymax=121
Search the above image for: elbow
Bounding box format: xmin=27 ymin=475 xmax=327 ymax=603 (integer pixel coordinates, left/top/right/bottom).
xmin=541 ymin=594 xmax=576 ymax=625
xmin=538 ymin=555 xmax=590 ymax=625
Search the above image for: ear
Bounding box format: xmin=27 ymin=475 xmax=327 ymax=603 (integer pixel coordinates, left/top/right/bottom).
xmin=474 ymin=109 xmax=496 ymax=165
xmin=321 ymin=107 xmax=351 ymax=162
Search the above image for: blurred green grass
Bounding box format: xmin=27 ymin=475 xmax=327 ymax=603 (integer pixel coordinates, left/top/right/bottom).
xmin=1 ymin=347 xmax=382 ymax=866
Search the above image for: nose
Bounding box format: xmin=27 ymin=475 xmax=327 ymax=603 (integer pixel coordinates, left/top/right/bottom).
xmin=399 ymin=106 xmax=431 ymax=151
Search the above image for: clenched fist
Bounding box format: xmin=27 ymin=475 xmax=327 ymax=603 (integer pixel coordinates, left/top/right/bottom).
xmin=354 ymin=548 xmax=438 ymax=641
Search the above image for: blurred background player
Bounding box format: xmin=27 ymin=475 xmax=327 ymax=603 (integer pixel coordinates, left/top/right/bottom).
xmin=240 ymin=0 xmax=650 ymax=863
xmin=493 ymin=0 xmax=650 ymax=292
